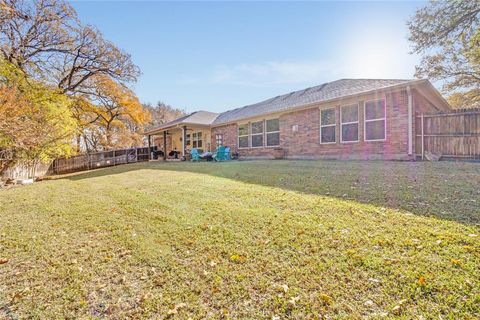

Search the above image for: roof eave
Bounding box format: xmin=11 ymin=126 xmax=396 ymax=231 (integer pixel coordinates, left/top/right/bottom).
xmin=144 ymin=121 xmax=215 ymax=135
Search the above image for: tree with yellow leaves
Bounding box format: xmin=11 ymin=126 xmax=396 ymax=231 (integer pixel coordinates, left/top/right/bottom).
xmin=82 ymin=75 xmax=151 ymax=150
xmin=0 ymin=59 xmax=77 ymax=177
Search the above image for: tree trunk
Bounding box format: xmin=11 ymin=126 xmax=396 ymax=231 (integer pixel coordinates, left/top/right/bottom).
xmin=76 ymin=134 xmax=82 ymax=153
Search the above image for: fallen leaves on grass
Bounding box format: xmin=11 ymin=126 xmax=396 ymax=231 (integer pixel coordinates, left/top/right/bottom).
xmin=451 ymin=259 xmax=462 ymax=267
xmin=364 ymin=300 xmax=374 ymax=307
xmin=288 ymin=296 xmax=300 ymax=306
xmin=167 ymin=302 xmax=187 ymax=316
xmin=229 ymin=254 xmax=246 ymax=264
xmin=318 ymin=293 xmax=334 ymax=306
xmin=391 ymin=305 xmax=402 ymax=315
xmin=418 ymin=276 xmax=426 ymax=286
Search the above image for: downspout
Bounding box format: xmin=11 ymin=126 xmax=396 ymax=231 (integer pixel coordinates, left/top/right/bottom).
xmin=406 ymin=86 xmax=413 ymax=156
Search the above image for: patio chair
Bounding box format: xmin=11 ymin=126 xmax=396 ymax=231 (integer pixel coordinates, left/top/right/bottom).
xmin=225 ymin=147 xmax=231 ymax=160
xmin=190 ymin=148 xmax=201 ymax=162
xmin=213 ymin=145 xmax=228 ymax=162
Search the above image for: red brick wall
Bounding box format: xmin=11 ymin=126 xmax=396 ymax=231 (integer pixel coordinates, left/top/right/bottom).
xmin=211 ymin=89 xmax=441 ymax=160
xmin=211 ymin=124 xmax=238 ymax=150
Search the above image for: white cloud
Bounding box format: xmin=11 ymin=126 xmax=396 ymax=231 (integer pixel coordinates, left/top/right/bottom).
xmin=208 ymin=60 xmax=343 ymax=86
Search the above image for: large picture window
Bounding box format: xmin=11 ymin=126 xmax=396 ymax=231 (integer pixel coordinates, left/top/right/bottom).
xmin=251 ymin=121 xmax=264 ymax=147
xmin=320 ymin=108 xmax=336 ymax=144
xmin=341 ymin=104 xmax=359 ymax=143
xmin=266 ymin=119 xmax=280 ymax=146
xmin=364 ymin=99 xmax=386 ymax=141
xmin=238 ymin=124 xmax=249 ymax=148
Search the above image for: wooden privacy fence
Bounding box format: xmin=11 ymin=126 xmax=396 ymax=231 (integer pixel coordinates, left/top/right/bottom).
xmin=416 ymin=109 xmax=480 ymax=159
xmin=49 ymin=146 xmax=156 ymax=175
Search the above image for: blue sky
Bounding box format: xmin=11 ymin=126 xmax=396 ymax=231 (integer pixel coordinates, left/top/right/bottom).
xmin=72 ymin=1 xmax=426 ymax=113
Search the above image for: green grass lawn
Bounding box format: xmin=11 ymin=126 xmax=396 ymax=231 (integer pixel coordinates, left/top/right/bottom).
xmin=1 ymin=160 xmax=479 ymax=319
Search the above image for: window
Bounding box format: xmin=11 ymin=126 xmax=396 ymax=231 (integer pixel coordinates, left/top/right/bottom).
xmin=251 ymin=121 xmax=264 ymax=147
xmin=266 ymin=119 xmax=280 ymax=146
xmin=186 ymin=134 xmax=191 ymax=146
xmin=364 ymin=99 xmax=386 ymax=141
xmin=341 ymin=104 xmax=359 ymax=143
xmin=238 ymin=119 xmax=280 ymax=148
xmin=238 ymin=124 xmax=249 ymax=148
xmin=320 ymin=108 xmax=336 ymax=144
xmin=192 ymin=132 xmax=203 ymax=149
xmin=215 ymin=134 xmax=223 ymax=147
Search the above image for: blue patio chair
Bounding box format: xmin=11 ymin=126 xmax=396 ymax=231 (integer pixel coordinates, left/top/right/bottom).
xmin=190 ymin=148 xmax=201 ymax=162
xmin=224 ymin=147 xmax=231 ymax=160
xmin=213 ymin=145 xmax=228 ymax=162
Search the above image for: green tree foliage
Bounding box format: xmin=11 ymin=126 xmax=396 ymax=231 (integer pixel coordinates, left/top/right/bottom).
xmin=0 ymin=59 xmax=77 ymax=176
xmin=408 ymin=1 xmax=480 ymax=108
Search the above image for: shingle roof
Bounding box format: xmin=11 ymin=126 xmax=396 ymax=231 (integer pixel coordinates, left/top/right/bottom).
xmin=212 ymin=79 xmax=412 ymax=125
xmin=145 ymin=110 xmax=218 ymax=134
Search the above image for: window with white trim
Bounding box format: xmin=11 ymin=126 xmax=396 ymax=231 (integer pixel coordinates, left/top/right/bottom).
xmin=341 ymin=104 xmax=359 ymax=142
xmin=266 ymin=119 xmax=280 ymax=146
xmin=238 ymin=124 xmax=249 ymax=148
xmin=320 ymin=108 xmax=336 ymax=144
xmin=364 ymin=99 xmax=386 ymax=141
xmin=251 ymin=121 xmax=264 ymax=147
xmin=192 ymin=132 xmax=203 ymax=149
xmin=215 ymin=134 xmax=223 ymax=147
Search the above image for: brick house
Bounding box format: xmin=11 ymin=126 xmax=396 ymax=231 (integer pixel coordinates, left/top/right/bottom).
xmin=145 ymin=79 xmax=451 ymax=160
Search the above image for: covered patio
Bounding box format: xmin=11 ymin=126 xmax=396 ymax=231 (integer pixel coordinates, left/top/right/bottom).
xmin=144 ymin=111 xmax=218 ymax=161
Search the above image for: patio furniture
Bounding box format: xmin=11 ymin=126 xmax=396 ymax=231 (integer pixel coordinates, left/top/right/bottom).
xmin=213 ymin=145 xmax=230 ymax=162
xmin=190 ymin=148 xmax=201 ymax=162
xmin=225 ymin=147 xmax=231 ymax=160
xmin=200 ymin=151 xmax=213 ymax=161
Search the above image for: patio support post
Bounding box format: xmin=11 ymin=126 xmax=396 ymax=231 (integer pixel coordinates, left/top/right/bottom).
xmin=163 ymin=131 xmax=167 ymax=161
xmin=182 ymin=125 xmax=187 ymax=157
xmin=148 ymin=135 xmax=151 ymax=160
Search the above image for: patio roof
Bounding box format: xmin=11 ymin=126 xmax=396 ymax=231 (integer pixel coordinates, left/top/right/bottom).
xmin=145 ymin=110 xmax=219 ymax=135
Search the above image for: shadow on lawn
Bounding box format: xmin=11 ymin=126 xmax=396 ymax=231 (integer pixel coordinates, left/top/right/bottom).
xmin=60 ymin=160 xmax=480 ymax=226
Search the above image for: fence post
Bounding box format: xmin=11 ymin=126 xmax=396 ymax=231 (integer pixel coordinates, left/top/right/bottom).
xmin=135 ymin=148 xmax=138 ymax=162
xmin=113 ymin=149 xmax=116 ymax=166
xmin=421 ymin=113 xmax=425 ymax=160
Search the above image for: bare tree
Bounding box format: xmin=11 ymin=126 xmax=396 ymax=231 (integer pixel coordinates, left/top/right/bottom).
xmin=144 ymin=102 xmax=186 ymax=128
xmin=0 ymin=0 xmax=140 ymax=95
